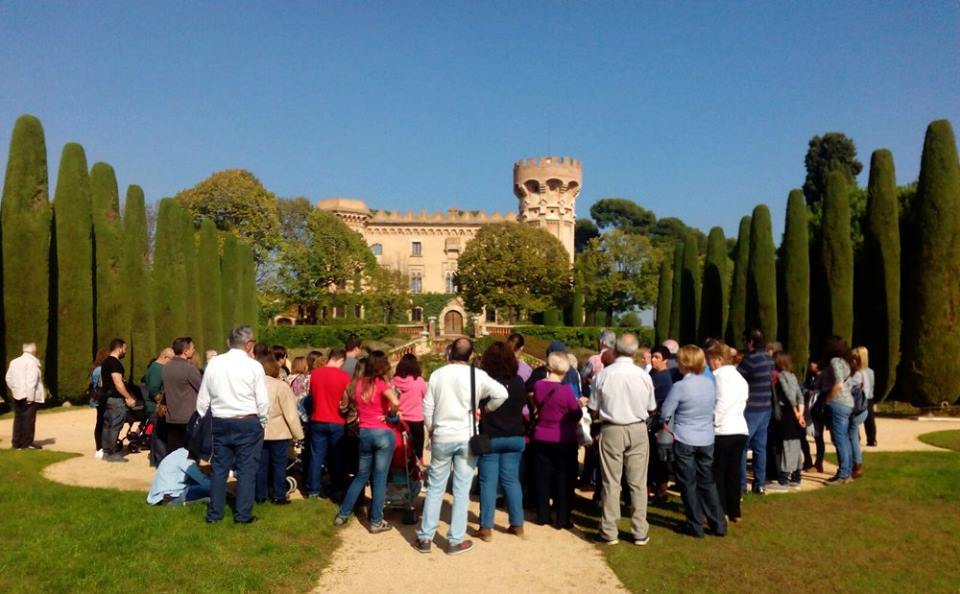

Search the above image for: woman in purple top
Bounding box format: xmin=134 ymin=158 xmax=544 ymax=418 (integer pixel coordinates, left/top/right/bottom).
xmin=530 ymin=352 xmax=583 ymax=529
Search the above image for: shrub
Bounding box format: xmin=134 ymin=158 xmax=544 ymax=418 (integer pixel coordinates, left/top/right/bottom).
xmin=747 ymin=204 xmax=778 ymax=341
xmin=122 ymin=184 xmax=155 ymax=379
xmin=782 ymin=189 xmax=809 ymax=373
xmin=726 ymin=215 xmax=751 ymax=346
xmin=91 ymin=162 xmax=129 ymax=349
xmin=514 ymin=325 xmax=655 ymax=350
xmin=821 ymin=171 xmax=854 ymax=343
xmin=258 ymin=324 xmax=400 ymax=348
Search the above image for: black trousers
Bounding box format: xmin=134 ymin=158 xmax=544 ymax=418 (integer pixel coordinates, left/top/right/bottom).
xmin=166 ymin=422 xmax=188 ymax=453
xmin=713 ymin=434 xmax=747 ymax=519
xmin=647 ymin=427 xmax=670 ymax=489
xmin=864 ymin=400 xmax=877 ymax=445
xmin=406 ymin=421 xmax=425 ymax=461
xmin=94 ymin=404 xmax=106 ymax=451
xmin=674 ymin=441 xmax=725 ymax=536
xmin=533 ymin=441 xmax=577 ymax=528
xmin=12 ymin=399 xmax=38 ymax=448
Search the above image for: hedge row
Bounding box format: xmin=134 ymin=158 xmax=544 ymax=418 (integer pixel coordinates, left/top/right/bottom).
xmin=513 ymin=325 xmax=655 ymax=350
xmin=258 ymin=324 xmax=400 ymax=348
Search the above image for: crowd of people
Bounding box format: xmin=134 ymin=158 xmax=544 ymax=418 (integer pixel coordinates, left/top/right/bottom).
xmin=6 ymin=323 xmax=878 ymax=555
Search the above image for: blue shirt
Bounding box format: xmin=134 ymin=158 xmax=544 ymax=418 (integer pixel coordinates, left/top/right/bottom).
xmin=651 ymin=369 xmax=674 ymax=408
xmin=660 ymin=373 xmax=717 ymax=447
xmin=737 ymin=349 xmax=775 ymax=410
xmin=146 ymin=448 xmax=210 ymax=504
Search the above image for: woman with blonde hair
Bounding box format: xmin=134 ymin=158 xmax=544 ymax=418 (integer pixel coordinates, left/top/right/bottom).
xmin=256 ymin=355 xmax=305 ymax=504
xmin=707 ymin=343 xmax=748 ymax=522
xmin=661 ymin=345 xmax=725 ymax=537
xmin=849 ymin=346 xmax=873 ymax=478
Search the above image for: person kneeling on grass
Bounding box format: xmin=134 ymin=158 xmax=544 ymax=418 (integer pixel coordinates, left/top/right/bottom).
xmin=147 ymin=447 xmax=212 ymax=506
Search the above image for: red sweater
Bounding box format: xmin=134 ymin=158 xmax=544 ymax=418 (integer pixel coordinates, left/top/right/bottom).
xmin=309 ymin=366 xmax=352 ymax=424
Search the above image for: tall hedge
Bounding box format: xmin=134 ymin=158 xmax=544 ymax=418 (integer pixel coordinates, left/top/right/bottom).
xmin=746 ymin=205 xmax=777 ymax=342
xmin=183 ymin=221 xmax=202 ymax=351
xmin=902 ymin=120 xmax=960 ymax=406
xmin=238 ymin=241 xmax=258 ymax=329
xmin=726 ymin=215 xmax=751 ymax=346
xmin=781 ymin=189 xmax=809 ymax=371
xmin=699 ymin=227 xmax=727 ymax=342
xmin=1 ymin=115 xmax=50 ymax=374
xmin=220 ymin=232 xmax=243 ymax=331
xmin=90 ymin=163 xmax=129 ymax=347
xmin=53 ymin=143 xmax=94 ymax=398
xmin=679 ymin=232 xmax=701 ymax=345
xmin=654 ymin=253 xmax=673 ymax=344
xmin=198 ymin=219 xmax=224 ymax=355
xmin=152 ymin=199 xmax=189 ymax=349
xmin=123 ymin=185 xmax=155 ymax=377
xmin=821 ymin=171 xmax=854 ymax=343
xmin=862 ymin=150 xmax=900 ymax=401
xmin=668 ymin=240 xmax=684 ymax=340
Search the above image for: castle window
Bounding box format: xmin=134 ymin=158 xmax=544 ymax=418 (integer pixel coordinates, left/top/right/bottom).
xmin=411 ymin=242 xmax=422 ymax=257
xmin=371 ymin=243 xmax=382 ymax=256
xmin=486 ymin=308 xmax=497 ymax=323
xmin=411 ymin=307 xmax=423 ymax=322
xmin=445 ymin=271 xmax=457 ymax=294
xmin=411 ymin=272 xmax=422 ymax=294
xmin=445 ymin=237 xmax=460 ymax=253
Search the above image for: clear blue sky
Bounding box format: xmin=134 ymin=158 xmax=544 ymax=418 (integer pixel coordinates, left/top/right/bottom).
xmin=1 ymin=2 xmax=958 ymax=239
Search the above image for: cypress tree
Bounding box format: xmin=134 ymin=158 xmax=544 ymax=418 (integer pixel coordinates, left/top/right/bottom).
xmin=1 ymin=115 xmax=50 ymax=373
xmin=152 ymin=199 xmax=189 ymax=349
xmin=123 ymin=185 xmax=155 ymax=377
xmin=726 ymin=216 xmax=751 ymax=346
xmin=198 ymin=219 xmax=224 ymax=355
xmin=668 ymin=240 xmax=684 ymax=340
xmin=239 ymin=241 xmax=258 ymax=330
xmin=182 ymin=216 xmax=202 ymax=350
xmin=91 ymin=163 xmax=129 ymax=347
xmin=679 ymin=232 xmax=701 ymax=345
xmin=53 ymin=143 xmax=94 ymax=398
xmin=571 ymin=275 xmax=585 ymax=327
xmin=902 ymin=120 xmax=960 ymax=406
xmin=699 ymin=227 xmax=727 ymax=342
xmin=782 ymin=190 xmax=810 ymax=371
xmin=861 ymin=150 xmax=900 ymax=401
xmin=220 ymin=232 xmax=242 ymax=331
xmin=654 ymin=253 xmax=673 ymax=344
xmin=821 ymin=171 xmax=854 ymax=343
xmin=747 ymin=205 xmax=778 ymax=342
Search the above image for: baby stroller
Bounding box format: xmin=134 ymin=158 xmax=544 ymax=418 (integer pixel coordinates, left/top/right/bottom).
xmin=118 ymin=384 xmax=153 ymax=454
xmin=384 ymin=420 xmax=423 ymax=525
xmin=285 ymin=440 xmax=305 ymax=498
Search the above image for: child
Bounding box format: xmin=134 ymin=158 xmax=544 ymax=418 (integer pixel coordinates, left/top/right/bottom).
xmin=770 ymin=353 xmax=805 ymax=490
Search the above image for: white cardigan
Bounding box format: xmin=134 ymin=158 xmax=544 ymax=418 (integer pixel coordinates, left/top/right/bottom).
xmin=713 ymin=365 xmax=748 ymax=436
xmin=5 ymin=353 xmax=46 ymax=403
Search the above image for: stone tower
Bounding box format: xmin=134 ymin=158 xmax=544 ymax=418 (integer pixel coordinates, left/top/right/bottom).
xmin=513 ymin=156 xmax=581 ymax=262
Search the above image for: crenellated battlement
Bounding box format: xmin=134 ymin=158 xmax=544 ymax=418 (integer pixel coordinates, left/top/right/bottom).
xmin=513 ymin=155 xmax=582 ymax=201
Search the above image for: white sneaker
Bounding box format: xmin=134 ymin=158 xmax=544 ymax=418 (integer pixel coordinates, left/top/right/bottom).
xmin=94 ymin=449 xmax=104 ymax=459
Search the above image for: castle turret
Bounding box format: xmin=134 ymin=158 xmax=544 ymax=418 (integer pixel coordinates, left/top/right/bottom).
xmin=513 ymin=156 xmax=581 ymax=262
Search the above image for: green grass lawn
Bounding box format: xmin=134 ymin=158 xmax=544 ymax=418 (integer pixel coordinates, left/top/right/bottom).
xmin=918 ymin=429 xmax=960 ymax=452
xmin=0 ymin=450 xmax=340 ymax=593
xmin=574 ymin=450 xmax=960 ymax=593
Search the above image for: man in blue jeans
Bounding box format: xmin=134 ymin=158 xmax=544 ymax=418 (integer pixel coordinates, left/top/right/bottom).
xmin=414 ymin=338 xmax=507 ymax=555
xmin=737 ymin=329 xmax=775 ymax=494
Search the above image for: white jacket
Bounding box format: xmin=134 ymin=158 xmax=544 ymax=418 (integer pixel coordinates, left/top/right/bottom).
xmin=5 ymin=353 xmax=46 ymax=403
xmin=423 ymin=363 xmax=508 ymax=444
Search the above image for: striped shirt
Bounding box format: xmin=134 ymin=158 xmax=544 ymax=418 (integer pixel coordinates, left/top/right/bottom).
xmin=737 ymin=349 xmax=775 ymax=410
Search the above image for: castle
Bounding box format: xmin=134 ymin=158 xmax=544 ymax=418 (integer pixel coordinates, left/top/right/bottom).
xmin=313 ymin=156 xmax=581 ymax=333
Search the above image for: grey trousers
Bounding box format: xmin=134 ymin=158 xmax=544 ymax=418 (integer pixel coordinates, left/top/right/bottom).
xmin=780 ymin=438 xmax=803 ymax=476
xmin=101 ymin=398 xmax=128 ymax=455
xmin=599 ymin=422 xmax=649 ymax=541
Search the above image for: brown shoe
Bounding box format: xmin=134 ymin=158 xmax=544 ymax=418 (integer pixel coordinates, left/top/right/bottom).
xmin=814 ymin=462 xmax=825 ymax=474
xmin=852 ymin=464 xmax=864 ymax=479
xmin=473 ymin=527 xmax=493 ymax=542
xmin=507 ymin=525 xmax=525 ymax=539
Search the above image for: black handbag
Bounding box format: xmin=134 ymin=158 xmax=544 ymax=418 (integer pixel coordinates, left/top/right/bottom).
xmin=468 ymin=365 xmax=492 ymax=456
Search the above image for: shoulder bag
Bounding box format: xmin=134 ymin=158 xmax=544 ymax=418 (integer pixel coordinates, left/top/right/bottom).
xmin=468 ymin=365 xmax=492 ymax=456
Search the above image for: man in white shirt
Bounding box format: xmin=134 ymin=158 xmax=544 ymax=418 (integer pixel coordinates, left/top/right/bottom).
xmin=590 ymin=333 xmax=657 ymax=546
xmin=5 ymin=343 xmax=46 ymax=449
xmin=196 ymin=326 xmax=269 ymax=524
xmin=414 ymin=338 xmax=508 ymax=556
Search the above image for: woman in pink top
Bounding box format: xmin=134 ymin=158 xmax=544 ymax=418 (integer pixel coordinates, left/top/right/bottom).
xmin=335 ymin=351 xmax=400 ymax=533
xmin=392 ymin=353 xmax=427 ymax=460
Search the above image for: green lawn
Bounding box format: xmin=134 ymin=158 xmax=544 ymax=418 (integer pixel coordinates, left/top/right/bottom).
xmin=574 ymin=450 xmax=960 ymax=593
xmin=918 ymin=429 xmax=960 ymax=452
xmin=0 ymin=450 xmax=340 ymax=593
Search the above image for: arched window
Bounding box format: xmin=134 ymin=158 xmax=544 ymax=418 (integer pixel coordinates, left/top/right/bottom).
xmin=445 ymin=271 xmax=457 ymax=294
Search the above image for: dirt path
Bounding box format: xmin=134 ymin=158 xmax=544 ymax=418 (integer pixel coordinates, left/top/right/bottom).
xmin=2 ymin=409 xmax=957 ymax=593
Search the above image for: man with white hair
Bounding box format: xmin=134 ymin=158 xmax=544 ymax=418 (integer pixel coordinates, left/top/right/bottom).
xmin=591 ymin=333 xmax=657 ymax=546
xmin=662 ymin=339 xmax=682 ymax=382
xmin=5 ymin=343 xmax=46 ymax=449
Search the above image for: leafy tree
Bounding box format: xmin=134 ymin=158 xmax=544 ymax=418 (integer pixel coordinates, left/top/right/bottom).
xmin=220 ymin=232 xmax=243 ymax=330
xmin=1 ymin=115 xmax=50 ymax=376
xmin=821 ymin=171 xmax=854 ymax=343
xmin=803 ymin=132 xmax=863 ymax=205
xmin=679 ymin=232 xmax=701 ymax=345
xmin=576 ymin=229 xmax=660 ymax=321
xmin=122 ymin=184 xmax=155 ymax=378
xmin=669 ymin=240 xmax=684 ymax=340
xmin=570 ymin=275 xmax=585 ymax=327
xmin=175 ymin=169 xmax=280 ymax=265
xmin=365 ymin=267 xmax=410 ymax=324
xmin=746 ymin=205 xmax=777 ymax=342
xmin=455 ymin=222 xmax=570 ymax=322
xmin=91 ymin=163 xmax=129 ymax=348
xmin=902 ymin=120 xmax=960 ymax=406
xmin=574 ymin=219 xmax=600 ymax=253
xmin=589 ymin=198 xmax=656 ymax=234
xmin=197 ymin=219 xmax=224 ymax=355
xmin=654 ymin=251 xmax=673 ymax=344
xmin=781 ymin=190 xmax=809 ymax=371
xmin=699 ymin=227 xmax=727 ymax=342
xmin=726 ymin=216 xmax=751 ymax=346
xmin=277 ymin=197 xmax=313 ymax=244
xmin=152 ymin=199 xmax=190 ymax=348
xmin=53 ymin=143 xmax=94 ymax=398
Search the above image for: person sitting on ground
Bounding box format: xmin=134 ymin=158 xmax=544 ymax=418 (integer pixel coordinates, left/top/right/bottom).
xmin=661 ymin=345 xmax=725 ymax=538
xmin=507 ymin=333 xmax=533 ymax=383
xmin=306 ymin=348 xmax=352 ymax=499
xmin=256 ymin=355 xmax=304 ymax=505
xmin=146 ymin=447 xmax=212 ymax=506
xmin=392 ymin=353 xmax=427 ymax=460
xmin=769 ymin=353 xmax=805 ymax=491
xmin=707 ymin=343 xmax=748 ymax=523
xmin=335 ymin=351 xmax=401 ymax=533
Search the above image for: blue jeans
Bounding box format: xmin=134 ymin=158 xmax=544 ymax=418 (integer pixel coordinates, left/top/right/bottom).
xmin=168 ymin=484 xmax=211 ymax=505
xmin=477 ymin=436 xmax=525 ymax=528
xmin=741 ymin=408 xmax=771 ymax=492
xmin=417 ymin=440 xmax=476 ymax=545
xmin=256 ymin=439 xmax=289 ymax=501
xmin=850 ymin=409 xmax=868 ymax=464
xmin=338 ymin=428 xmax=395 ymax=524
xmin=828 ymin=400 xmax=854 ymax=477
xmin=207 ymin=417 xmax=264 ymax=523
xmin=308 ymin=422 xmax=345 ymax=496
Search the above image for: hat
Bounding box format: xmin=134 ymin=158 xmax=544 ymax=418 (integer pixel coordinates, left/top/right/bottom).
xmin=546 ymin=341 xmax=567 ymax=356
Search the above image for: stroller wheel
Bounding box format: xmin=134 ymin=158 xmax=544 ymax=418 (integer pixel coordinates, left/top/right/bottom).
xmin=402 ymin=508 xmax=418 ymax=525
xmin=286 ymin=476 xmax=298 ymax=498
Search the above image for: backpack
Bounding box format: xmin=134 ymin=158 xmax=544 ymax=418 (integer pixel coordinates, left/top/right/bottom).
xmin=851 ymin=372 xmax=869 ymax=415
